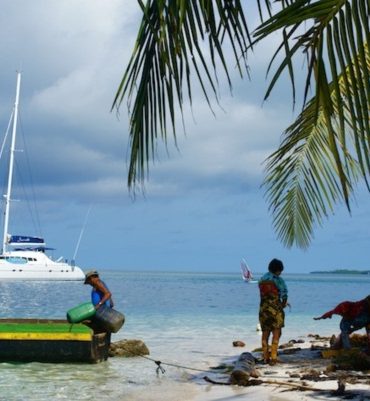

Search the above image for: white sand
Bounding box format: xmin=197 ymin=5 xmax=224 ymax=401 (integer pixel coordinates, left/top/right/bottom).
xmin=188 ymin=338 xmax=370 ymax=401
xmin=115 ymin=335 xmax=369 ymax=401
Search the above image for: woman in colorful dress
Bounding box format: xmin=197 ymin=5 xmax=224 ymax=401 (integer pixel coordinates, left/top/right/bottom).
xmin=258 ymin=258 xmax=289 ymax=365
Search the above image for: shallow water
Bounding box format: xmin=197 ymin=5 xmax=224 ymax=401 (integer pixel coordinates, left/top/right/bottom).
xmin=0 ymin=271 xmax=368 ymax=400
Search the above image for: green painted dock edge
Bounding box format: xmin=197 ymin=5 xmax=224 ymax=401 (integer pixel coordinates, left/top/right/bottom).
xmin=0 ymin=319 xmax=93 ymax=341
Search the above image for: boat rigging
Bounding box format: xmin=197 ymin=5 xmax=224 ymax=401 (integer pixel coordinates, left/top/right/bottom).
xmin=0 ymin=72 xmax=85 ymax=281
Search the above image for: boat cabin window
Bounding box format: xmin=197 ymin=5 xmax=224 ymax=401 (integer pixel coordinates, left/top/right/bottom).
xmin=2 ymin=256 xmax=28 ymax=264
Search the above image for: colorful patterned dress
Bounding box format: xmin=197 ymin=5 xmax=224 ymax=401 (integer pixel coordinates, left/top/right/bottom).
xmin=258 ymin=272 xmax=288 ymax=331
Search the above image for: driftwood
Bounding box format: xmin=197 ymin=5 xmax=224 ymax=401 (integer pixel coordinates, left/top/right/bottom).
xmin=203 ymin=352 xmax=260 ymax=386
xmin=229 ymin=352 xmax=260 ymax=385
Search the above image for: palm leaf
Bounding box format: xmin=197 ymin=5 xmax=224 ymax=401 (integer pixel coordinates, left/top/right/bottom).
xmin=264 ymin=42 xmax=369 ymax=248
xmin=255 ymin=0 xmax=370 ymax=213
xmin=113 ymin=0 xmax=252 ymax=188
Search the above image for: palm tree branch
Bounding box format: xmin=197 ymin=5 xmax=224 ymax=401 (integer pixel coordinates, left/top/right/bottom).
xmin=113 ymin=0 xmax=252 ymax=188
xmin=263 ymin=45 xmax=369 ymax=248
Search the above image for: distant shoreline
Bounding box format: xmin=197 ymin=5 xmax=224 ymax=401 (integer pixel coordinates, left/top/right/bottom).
xmin=310 ymin=269 xmax=370 ymax=275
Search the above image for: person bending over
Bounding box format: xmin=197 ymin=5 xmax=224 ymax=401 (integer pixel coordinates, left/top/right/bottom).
xmin=84 ymin=270 xmax=114 ymax=310
xmin=314 ymin=295 xmax=370 ymax=352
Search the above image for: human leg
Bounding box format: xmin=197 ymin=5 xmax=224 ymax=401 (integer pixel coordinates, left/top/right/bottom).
xmin=261 ymin=330 xmax=271 ymax=363
xmin=270 ymin=328 xmax=281 ymax=364
xmin=339 ymin=319 xmax=352 ymax=349
xmin=339 ymin=314 xmax=370 ymax=349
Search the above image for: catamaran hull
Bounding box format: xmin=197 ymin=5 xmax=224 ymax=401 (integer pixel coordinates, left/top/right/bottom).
xmin=0 ymin=250 xmax=85 ymax=281
xmin=0 ymin=263 xmax=85 ymax=281
xmin=0 ymin=271 xmax=84 ymax=281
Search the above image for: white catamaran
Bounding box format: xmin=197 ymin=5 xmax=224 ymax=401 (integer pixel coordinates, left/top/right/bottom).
xmin=0 ymin=72 xmax=85 ymax=281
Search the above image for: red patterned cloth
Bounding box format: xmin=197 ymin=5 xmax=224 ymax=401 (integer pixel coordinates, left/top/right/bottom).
xmin=322 ymin=299 xmax=369 ymax=320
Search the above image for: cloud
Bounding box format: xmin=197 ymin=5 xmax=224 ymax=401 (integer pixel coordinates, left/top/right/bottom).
xmin=138 ymin=93 xmax=291 ymax=197
xmin=2 ymin=2 xmax=368 ymax=273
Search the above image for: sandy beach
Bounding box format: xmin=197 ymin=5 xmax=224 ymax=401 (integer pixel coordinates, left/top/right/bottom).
xmin=187 ymin=334 xmax=370 ymax=401
xmin=119 ymin=333 xmax=370 ymax=401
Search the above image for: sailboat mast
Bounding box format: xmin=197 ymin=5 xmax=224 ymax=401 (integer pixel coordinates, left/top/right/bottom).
xmin=2 ymin=72 xmax=21 ymax=253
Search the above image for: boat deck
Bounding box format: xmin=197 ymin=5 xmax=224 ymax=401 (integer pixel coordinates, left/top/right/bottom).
xmin=0 ymin=319 xmax=110 ymax=363
xmin=0 ymin=319 xmax=92 ymax=341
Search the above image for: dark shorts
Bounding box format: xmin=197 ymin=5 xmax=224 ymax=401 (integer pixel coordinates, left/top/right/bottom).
xmin=340 ymin=312 xmax=370 ymax=334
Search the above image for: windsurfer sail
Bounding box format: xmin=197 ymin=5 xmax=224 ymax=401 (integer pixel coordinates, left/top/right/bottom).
xmin=240 ymin=258 xmax=253 ymax=282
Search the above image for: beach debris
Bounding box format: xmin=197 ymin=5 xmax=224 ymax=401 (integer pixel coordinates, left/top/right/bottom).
xmin=288 ymin=339 xmax=305 ymax=344
xmin=109 ymin=339 xmax=150 ymax=357
xmin=300 ymin=368 xmax=329 ymax=381
xmin=204 ymin=336 xmax=370 ymax=396
xmin=232 ymin=340 xmax=245 ymax=347
xmin=279 ymin=338 xmax=305 ymax=350
xmin=311 ymin=344 xmax=328 ymax=351
xmin=332 ymin=378 xmax=346 ymax=396
xmin=209 ymin=363 xmax=234 ymax=372
xmin=204 ymin=352 xmax=262 ymax=387
xmin=332 ymin=349 xmax=370 ymax=371
xmin=280 ymin=347 xmax=301 ymax=354
xmin=348 ymin=333 xmax=368 ymax=348
xmin=203 ymin=376 xmax=232 ymax=385
xmin=229 ymin=352 xmax=260 ymax=385
xmin=308 ymin=333 xmax=332 ymax=341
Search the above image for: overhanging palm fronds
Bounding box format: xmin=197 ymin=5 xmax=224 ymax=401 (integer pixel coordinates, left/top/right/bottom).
xmin=113 ymin=0 xmax=252 ymax=188
xmin=264 ymin=43 xmax=369 ymax=248
xmin=116 ymin=0 xmax=370 ymax=249
xmin=254 ymin=0 xmax=370 ymax=215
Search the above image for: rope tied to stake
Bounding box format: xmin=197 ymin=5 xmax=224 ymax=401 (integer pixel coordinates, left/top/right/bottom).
xmin=155 ymin=360 xmax=166 ymax=375
xmin=113 ymin=343 xmax=220 ymax=375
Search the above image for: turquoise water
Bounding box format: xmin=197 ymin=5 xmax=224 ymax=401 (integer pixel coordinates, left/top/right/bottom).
xmin=0 ymin=271 xmax=369 ymax=400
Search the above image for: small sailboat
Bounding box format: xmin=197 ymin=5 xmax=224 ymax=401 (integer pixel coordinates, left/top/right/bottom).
xmin=240 ymin=258 xmax=253 ymax=282
xmin=0 ymin=72 xmax=85 ymax=281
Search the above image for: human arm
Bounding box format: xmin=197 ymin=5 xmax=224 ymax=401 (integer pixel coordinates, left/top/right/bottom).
xmin=313 ymin=311 xmax=333 ymax=320
xmin=277 ymin=276 xmax=288 ymax=307
xmin=313 ymin=301 xmax=353 ymax=320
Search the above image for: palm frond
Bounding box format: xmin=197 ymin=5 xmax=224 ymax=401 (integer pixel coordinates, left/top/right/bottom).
xmin=264 ymin=42 xmax=369 ymax=248
xmin=255 ymin=0 xmax=370 ymax=211
xmin=113 ymin=0 xmax=252 ymax=188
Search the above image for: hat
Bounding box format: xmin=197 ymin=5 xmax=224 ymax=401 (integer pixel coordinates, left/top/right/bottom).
xmin=84 ymin=270 xmax=99 ymax=284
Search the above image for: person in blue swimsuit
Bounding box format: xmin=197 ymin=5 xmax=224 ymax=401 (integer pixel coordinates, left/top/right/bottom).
xmin=84 ymin=270 xmax=114 ymax=310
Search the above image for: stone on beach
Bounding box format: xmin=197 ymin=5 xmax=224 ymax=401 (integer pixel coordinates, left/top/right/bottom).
xmin=109 ymin=339 xmax=150 ymax=357
xmin=232 ymin=340 xmax=245 ymax=347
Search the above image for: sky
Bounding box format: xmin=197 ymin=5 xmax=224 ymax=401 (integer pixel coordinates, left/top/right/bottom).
xmin=0 ymin=1 xmax=369 ymax=274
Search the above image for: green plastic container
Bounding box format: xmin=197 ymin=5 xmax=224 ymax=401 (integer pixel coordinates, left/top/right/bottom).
xmin=67 ymin=302 xmax=96 ymax=323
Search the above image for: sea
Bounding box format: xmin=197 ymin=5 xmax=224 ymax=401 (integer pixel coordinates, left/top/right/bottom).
xmin=0 ymin=271 xmax=369 ymax=401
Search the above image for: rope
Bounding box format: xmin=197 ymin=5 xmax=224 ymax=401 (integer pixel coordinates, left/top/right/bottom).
xmin=138 ymin=353 xmax=218 ymax=375
xmin=114 ymin=344 xmax=222 ymax=375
